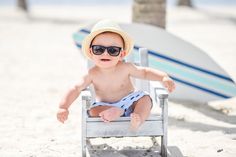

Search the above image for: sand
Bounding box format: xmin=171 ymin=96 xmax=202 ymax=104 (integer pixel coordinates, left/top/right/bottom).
xmin=0 ymin=5 xmax=235 ymax=157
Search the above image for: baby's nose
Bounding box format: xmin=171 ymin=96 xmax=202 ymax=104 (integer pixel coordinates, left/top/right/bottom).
xmin=102 ymin=49 xmax=110 ymax=56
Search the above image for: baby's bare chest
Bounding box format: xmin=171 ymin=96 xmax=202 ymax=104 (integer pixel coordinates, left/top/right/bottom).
xmin=92 ymin=73 xmax=131 ymax=91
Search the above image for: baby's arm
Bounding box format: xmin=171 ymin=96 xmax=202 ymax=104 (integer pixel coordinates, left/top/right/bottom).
xmin=127 ymin=63 xmax=175 ymax=92
xmin=57 ymin=73 xmax=92 ymax=123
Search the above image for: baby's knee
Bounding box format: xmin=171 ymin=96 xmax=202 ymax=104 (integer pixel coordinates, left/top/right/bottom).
xmin=142 ymin=95 xmax=152 ymax=104
xmin=132 ymin=95 xmax=152 ymax=109
xmin=141 ymin=95 xmax=153 ymax=109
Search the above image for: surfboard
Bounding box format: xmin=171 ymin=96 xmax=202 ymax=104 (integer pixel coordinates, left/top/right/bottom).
xmin=73 ymin=22 xmax=236 ymax=103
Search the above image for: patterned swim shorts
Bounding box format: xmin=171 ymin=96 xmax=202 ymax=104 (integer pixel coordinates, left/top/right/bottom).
xmin=90 ymin=91 xmax=151 ymax=117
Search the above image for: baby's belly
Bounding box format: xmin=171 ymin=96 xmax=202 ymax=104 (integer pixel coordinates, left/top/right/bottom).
xmin=95 ymin=88 xmax=134 ymax=103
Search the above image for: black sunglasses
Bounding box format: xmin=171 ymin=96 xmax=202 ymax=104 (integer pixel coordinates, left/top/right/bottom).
xmin=91 ymin=45 xmax=122 ymax=57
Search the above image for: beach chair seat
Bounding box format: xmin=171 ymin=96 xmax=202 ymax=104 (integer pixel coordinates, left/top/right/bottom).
xmin=80 ymin=48 xmax=169 ymax=157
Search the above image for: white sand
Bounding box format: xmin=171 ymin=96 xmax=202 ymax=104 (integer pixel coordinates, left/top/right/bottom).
xmin=0 ymin=5 xmax=235 ymax=157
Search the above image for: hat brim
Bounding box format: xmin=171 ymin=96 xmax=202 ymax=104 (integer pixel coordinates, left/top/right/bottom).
xmin=82 ymin=28 xmax=134 ymax=59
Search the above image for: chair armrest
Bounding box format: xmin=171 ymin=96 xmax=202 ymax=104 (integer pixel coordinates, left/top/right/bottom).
xmin=81 ymin=88 xmax=92 ymax=109
xmin=155 ymin=87 xmax=169 ymax=99
xmin=81 ymin=88 xmax=92 ymax=99
xmin=150 ymin=81 xmax=169 ymax=101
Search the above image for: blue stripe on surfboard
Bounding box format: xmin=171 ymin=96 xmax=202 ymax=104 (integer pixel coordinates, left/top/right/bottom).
xmin=133 ymin=46 xmax=234 ymax=83
xmin=80 ymin=29 xmax=90 ymax=34
xmin=170 ymin=76 xmax=230 ymax=98
xmin=76 ymin=43 xmax=81 ymax=48
xmin=74 ymin=42 xmax=232 ymax=99
xmin=77 ymin=29 xmax=234 ymax=83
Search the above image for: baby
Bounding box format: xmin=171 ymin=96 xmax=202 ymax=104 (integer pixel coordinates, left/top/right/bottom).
xmin=57 ymin=19 xmax=175 ymax=131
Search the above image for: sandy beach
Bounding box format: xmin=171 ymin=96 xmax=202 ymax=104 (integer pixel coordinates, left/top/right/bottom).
xmin=0 ymin=4 xmax=236 ymax=157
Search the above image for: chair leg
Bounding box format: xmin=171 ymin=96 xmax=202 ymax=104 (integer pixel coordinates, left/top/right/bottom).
xmin=81 ymin=100 xmax=88 ymax=157
xmin=161 ymin=98 xmax=168 ymax=157
xmin=81 ymin=94 xmax=90 ymax=157
xmin=81 ymin=136 xmax=86 ymax=157
xmin=151 ymin=136 xmax=166 ymax=157
xmin=151 ymin=136 xmax=158 ymax=146
xmin=161 ymin=136 xmax=167 ymax=157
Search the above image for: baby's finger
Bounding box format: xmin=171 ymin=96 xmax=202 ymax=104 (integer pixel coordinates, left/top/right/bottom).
xmin=101 ymin=115 xmax=109 ymax=123
xmin=57 ymin=114 xmax=63 ymax=122
xmin=164 ymin=83 xmax=170 ymax=92
xmin=58 ymin=116 xmax=64 ymax=123
xmin=62 ymin=114 xmax=68 ymax=122
xmin=173 ymin=82 xmax=176 ymax=90
xmin=60 ymin=116 xmax=65 ymax=123
xmin=56 ymin=114 xmax=60 ymax=121
xmin=168 ymin=82 xmax=174 ymax=92
xmin=104 ymin=119 xmax=110 ymax=123
xmin=168 ymin=87 xmax=172 ymax=93
xmin=163 ymin=83 xmax=168 ymax=90
xmin=170 ymin=82 xmax=176 ymax=91
xmin=62 ymin=116 xmax=67 ymax=122
xmin=100 ymin=113 xmax=110 ymax=123
xmin=99 ymin=112 xmax=105 ymax=119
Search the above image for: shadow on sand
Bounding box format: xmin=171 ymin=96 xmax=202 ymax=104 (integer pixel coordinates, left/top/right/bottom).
xmin=87 ymin=143 xmax=183 ymax=157
xmin=171 ymin=99 xmax=236 ymax=125
xmin=168 ymin=100 xmax=236 ymax=135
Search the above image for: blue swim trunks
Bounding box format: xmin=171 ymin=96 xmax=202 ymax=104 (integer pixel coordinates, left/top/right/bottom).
xmin=90 ymin=91 xmax=150 ymax=117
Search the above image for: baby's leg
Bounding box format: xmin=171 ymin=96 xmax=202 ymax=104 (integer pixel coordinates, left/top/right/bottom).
xmin=130 ymin=95 xmax=152 ymax=131
xmin=89 ymin=106 xmax=124 ymax=122
xmin=89 ymin=106 xmax=113 ymax=117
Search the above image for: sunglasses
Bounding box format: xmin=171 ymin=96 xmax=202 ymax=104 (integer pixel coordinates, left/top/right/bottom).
xmin=91 ymin=45 xmax=122 ymax=57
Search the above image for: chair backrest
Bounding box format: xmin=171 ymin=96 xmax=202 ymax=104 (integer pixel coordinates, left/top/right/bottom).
xmin=87 ymin=60 xmax=96 ymax=103
xmin=127 ymin=48 xmax=150 ymax=93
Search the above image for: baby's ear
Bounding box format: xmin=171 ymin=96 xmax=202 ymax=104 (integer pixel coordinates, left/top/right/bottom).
xmin=120 ymin=50 xmax=126 ymax=59
xmin=89 ymin=48 xmax=93 ymax=55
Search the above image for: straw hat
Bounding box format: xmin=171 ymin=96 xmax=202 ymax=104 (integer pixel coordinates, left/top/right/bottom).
xmin=81 ymin=19 xmax=134 ymax=59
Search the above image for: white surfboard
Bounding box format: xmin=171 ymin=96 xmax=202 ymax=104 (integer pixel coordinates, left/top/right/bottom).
xmin=73 ymin=22 xmax=236 ymax=103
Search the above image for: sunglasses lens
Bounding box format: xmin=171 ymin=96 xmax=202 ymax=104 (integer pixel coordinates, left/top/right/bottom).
xmin=107 ymin=47 xmax=121 ymax=56
xmin=92 ymin=45 xmax=105 ymax=55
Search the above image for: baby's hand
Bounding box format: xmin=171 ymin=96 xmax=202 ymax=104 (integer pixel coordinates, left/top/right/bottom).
xmin=57 ymin=108 xmax=69 ymax=123
xmin=162 ymin=76 xmax=176 ymax=93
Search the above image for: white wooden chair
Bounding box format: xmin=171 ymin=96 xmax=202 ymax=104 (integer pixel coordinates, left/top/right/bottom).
xmin=80 ymin=48 xmax=169 ymax=157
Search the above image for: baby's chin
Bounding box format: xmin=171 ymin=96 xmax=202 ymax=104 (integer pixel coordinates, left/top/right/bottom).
xmin=96 ymin=61 xmax=118 ymax=69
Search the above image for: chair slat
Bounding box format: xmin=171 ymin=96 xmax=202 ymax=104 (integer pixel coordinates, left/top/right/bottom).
xmin=87 ymin=120 xmax=164 ymax=137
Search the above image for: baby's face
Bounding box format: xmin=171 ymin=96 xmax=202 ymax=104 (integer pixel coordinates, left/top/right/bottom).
xmin=90 ymin=32 xmax=125 ymax=69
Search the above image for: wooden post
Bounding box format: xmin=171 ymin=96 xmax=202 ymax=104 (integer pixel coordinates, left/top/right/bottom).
xmin=177 ymin=0 xmax=193 ymax=7
xmin=17 ymin=0 xmax=28 ymax=12
xmin=132 ymin=0 xmax=166 ymax=29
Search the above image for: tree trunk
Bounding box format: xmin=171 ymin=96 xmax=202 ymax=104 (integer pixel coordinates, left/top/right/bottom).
xmin=17 ymin=0 xmax=28 ymax=12
xmin=132 ymin=0 xmax=166 ymax=29
xmin=177 ymin=0 xmax=193 ymax=7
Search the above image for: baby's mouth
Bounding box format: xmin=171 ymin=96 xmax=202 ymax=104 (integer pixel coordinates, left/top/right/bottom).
xmin=101 ymin=59 xmax=111 ymax=62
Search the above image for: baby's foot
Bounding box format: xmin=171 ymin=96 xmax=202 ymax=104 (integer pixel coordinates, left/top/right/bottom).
xmin=130 ymin=113 xmax=142 ymax=131
xmin=99 ymin=107 xmax=124 ymax=122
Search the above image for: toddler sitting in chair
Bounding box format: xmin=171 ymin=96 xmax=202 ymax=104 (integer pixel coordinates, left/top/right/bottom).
xmin=57 ymin=19 xmax=175 ymax=131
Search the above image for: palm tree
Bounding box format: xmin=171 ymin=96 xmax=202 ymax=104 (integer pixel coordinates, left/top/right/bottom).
xmin=132 ymin=0 xmax=166 ymax=29
xmin=17 ymin=0 xmax=28 ymax=12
